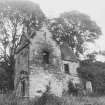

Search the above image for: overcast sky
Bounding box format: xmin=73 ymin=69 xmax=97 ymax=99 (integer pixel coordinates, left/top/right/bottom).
xmin=30 ymin=0 xmax=105 ymax=52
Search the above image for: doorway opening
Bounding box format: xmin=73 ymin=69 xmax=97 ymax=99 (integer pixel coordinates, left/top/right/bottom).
xmin=42 ymin=50 xmax=49 ymax=64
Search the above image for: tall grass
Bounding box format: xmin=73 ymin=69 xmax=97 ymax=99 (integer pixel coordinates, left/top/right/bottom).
xmin=0 ymin=93 xmax=28 ymax=105
xmin=0 ymin=92 xmax=104 ymax=105
xmin=29 ymin=93 xmax=105 ymax=105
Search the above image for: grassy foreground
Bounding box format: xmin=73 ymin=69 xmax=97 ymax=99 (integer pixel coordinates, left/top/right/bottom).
xmin=0 ymin=93 xmax=105 ymax=105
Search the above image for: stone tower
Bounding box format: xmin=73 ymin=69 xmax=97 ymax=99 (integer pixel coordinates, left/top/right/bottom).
xmin=14 ymin=25 xmax=80 ymax=99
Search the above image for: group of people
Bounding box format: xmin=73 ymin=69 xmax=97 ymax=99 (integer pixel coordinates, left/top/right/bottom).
xmin=68 ymin=80 xmax=92 ymax=96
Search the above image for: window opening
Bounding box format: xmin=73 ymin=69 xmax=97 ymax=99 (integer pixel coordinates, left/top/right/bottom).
xmin=64 ymin=64 xmax=69 ymax=74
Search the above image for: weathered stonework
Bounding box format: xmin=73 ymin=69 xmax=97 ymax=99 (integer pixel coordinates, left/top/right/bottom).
xmin=15 ymin=25 xmax=80 ymax=99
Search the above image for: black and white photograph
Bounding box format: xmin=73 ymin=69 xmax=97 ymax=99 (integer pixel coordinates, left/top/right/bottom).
xmin=0 ymin=0 xmax=105 ymax=105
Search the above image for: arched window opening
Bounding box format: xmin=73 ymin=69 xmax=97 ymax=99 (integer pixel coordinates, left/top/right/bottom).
xmin=42 ymin=51 xmax=49 ymax=64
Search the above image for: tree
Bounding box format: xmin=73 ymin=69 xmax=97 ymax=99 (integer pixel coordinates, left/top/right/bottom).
xmin=49 ymin=11 xmax=102 ymax=57
xmin=0 ymin=0 xmax=45 ymax=89
xmin=0 ymin=66 xmax=9 ymax=90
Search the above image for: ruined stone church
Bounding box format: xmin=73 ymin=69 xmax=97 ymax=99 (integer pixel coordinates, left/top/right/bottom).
xmin=14 ymin=24 xmax=80 ymax=98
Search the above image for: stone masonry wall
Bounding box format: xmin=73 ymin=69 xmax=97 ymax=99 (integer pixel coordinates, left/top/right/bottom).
xmin=62 ymin=60 xmax=80 ymax=84
xmin=28 ymin=27 xmax=70 ymax=98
